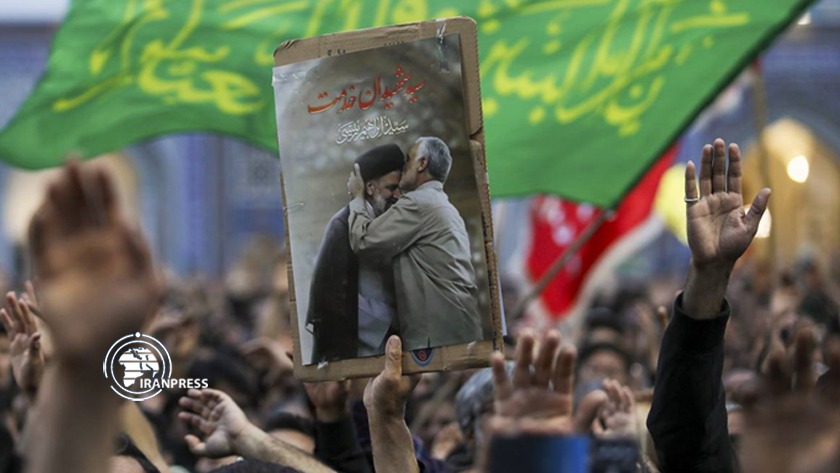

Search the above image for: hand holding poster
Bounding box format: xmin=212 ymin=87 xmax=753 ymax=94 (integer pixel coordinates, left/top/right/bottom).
xmin=273 ymin=18 xmax=503 ymax=381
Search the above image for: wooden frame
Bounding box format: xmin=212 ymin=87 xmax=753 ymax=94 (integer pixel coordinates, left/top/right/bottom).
xmin=273 ymin=17 xmax=503 ymax=382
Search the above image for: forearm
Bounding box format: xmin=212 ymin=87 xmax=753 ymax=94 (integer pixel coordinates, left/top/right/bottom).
xmin=315 ymin=415 xmax=372 ymax=473
xmin=647 ymin=295 xmax=733 ymax=473
xmin=683 ymin=260 xmax=732 ymax=320
xmin=347 ymin=197 xmax=416 ymax=260
xmin=367 ymin=412 xmax=420 ymax=473
xmin=237 ymin=425 xmax=336 ymax=473
xmin=348 ymin=197 xmax=375 ymax=254
xmin=25 ymin=363 xmax=122 ymax=473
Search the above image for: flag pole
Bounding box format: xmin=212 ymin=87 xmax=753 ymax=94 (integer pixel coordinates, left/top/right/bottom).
xmin=511 ymin=209 xmax=612 ymax=321
xmin=750 ymin=64 xmax=777 ymax=272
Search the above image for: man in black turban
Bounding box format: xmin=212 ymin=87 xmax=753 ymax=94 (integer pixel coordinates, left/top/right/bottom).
xmin=306 ymin=143 xmax=405 ymax=364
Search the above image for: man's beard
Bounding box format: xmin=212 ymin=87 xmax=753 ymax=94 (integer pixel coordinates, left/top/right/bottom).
xmin=371 ymin=194 xmax=388 ymax=216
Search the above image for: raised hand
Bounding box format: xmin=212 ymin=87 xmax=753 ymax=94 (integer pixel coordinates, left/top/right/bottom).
xmin=347 ymin=163 xmax=365 ymax=200
xmin=684 ymin=139 xmax=771 ymax=269
xmin=178 ymin=388 xmax=255 ymax=458
xmin=304 ymin=379 xmax=350 ymax=423
xmin=489 ymin=329 xmax=606 ymax=436
xmin=363 ymin=335 xmax=417 ymax=418
xmin=28 ymin=162 xmax=160 ymax=366
xmin=683 ymin=139 xmax=770 ymax=319
xmin=594 ymin=379 xmax=637 ymax=439
xmin=0 ymin=291 xmax=44 ymax=395
xmin=363 ymin=335 xmax=421 ymax=473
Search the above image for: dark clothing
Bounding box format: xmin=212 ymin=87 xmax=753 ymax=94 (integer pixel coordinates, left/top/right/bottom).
xmin=647 ymin=294 xmax=736 ymax=473
xmin=314 ymin=416 xmax=371 ymax=473
xmin=307 ymin=206 xmax=359 ymax=364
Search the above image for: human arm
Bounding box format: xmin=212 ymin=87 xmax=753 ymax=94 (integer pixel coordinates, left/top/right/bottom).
xmin=646 ymin=139 xmax=771 ymax=473
xmin=179 ymin=388 xmax=335 ymax=472
xmin=347 ymin=164 xmax=422 ymax=261
xmin=305 ymin=380 xmax=372 ymax=473
xmin=1 ymin=291 xmax=44 ymax=400
xmin=363 ymin=335 xmax=420 ymax=473
xmin=23 ymin=162 xmax=161 ymax=473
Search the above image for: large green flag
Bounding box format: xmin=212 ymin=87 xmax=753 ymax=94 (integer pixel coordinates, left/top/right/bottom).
xmin=0 ymin=0 xmax=812 ymax=207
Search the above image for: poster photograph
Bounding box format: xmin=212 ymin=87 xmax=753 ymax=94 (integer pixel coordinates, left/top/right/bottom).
xmin=273 ymin=20 xmax=502 ymax=381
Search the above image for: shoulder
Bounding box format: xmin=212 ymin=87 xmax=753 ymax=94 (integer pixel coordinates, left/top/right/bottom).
xmin=324 ymin=206 xmax=350 ymax=236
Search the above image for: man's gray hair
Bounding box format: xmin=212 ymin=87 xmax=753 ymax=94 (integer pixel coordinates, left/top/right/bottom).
xmin=415 ymin=136 xmax=452 ymax=183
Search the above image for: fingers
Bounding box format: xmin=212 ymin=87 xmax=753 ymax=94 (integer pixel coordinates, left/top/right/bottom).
xmin=745 ymin=188 xmax=771 ymax=236
xmin=94 ymin=168 xmax=118 ymax=223
xmin=32 ymin=161 xmax=124 ymax=252
xmin=491 ymin=351 xmax=512 ymax=402
xmin=620 ymin=386 xmax=635 ymax=412
xmin=533 ymin=331 xmax=561 ymax=389
xmin=711 ymin=138 xmax=727 ymax=193
xmin=685 ymin=161 xmax=698 ymax=202
xmin=512 ymin=330 xmax=535 ymax=389
xmin=25 ymin=281 xmax=38 ymax=307
xmin=178 ymin=412 xmax=211 ymax=435
xmin=4 ymin=292 xmax=35 ymax=335
xmin=0 ymin=308 xmax=11 ymax=336
xmin=575 ymin=389 xmax=608 ymax=433
xmin=552 ymin=345 xmax=576 ymax=396
xmin=727 ymin=143 xmax=742 ymax=195
xmin=765 ymin=347 xmax=789 ymax=397
xmin=699 ymin=144 xmax=713 ymax=196
xmin=382 ymin=335 xmax=403 ymax=379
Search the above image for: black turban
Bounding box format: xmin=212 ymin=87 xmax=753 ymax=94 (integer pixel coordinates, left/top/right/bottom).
xmin=354 ymin=143 xmax=405 ymax=181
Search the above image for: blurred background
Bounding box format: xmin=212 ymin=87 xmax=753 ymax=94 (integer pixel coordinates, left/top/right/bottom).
xmin=0 ymin=0 xmax=839 ymax=328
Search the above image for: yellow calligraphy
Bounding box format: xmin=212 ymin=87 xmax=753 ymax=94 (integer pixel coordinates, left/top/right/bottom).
xmin=479 ymin=0 xmax=752 ymax=136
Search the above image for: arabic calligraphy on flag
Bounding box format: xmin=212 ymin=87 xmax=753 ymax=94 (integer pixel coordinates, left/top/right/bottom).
xmin=0 ymin=0 xmax=813 ymax=208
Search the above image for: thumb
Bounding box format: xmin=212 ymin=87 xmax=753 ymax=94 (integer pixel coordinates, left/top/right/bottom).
xmin=184 ymin=434 xmax=206 ymax=455
xmin=744 ymin=188 xmax=771 ymax=235
xmin=383 ymin=335 xmax=403 ymax=379
xmin=354 ymin=163 xmax=362 ymax=178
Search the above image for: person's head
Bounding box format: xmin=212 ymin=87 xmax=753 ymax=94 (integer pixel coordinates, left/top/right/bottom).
xmin=401 ymin=137 xmax=452 ymax=191
xmin=354 ymin=144 xmax=405 ymax=215
xmin=455 ymin=364 xmax=513 ymax=454
xmin=575 ymin=341 xmax=633 ymax=388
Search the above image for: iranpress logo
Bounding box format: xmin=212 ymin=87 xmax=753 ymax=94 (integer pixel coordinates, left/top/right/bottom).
xmin=103 ymin=332 xmax=208 ymax=401
xmin=104 ymin=332 xmax=172 ymax=401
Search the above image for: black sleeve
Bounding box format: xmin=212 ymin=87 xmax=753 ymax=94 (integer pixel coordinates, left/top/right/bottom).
xmin=646 ymin=293 xmax=736 ymax=473
xmin=314 ymin=416 xmax=372 ymax=473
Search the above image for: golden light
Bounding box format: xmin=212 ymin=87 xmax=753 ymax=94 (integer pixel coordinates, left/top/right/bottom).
xmin=746 ymin=205 xmax=772 ymax=239
xmin=787 ymin=155 xmax=810 ymax=183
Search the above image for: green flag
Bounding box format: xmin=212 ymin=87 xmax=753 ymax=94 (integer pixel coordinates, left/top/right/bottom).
xmin=0 ymin=0 xmax=812 ymax=207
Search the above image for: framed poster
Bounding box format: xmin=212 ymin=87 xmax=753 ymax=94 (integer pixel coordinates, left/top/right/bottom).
xmin=273 ymin=17 xmax=502 ymax=381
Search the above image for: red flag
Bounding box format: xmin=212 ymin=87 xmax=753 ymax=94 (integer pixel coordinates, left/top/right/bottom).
xmin=524 ymin=145 xmax=678 ymax=323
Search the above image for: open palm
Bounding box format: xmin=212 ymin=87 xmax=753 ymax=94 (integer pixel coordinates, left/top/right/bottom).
xmin=685 ymin=140 xmax=770 ymax=268
xmin=179 ymin=388 xmax=253 ymax=458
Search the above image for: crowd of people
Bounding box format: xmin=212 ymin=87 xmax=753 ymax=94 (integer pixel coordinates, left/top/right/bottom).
xmin=0 ymin=139 xmax=839 ymax=472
